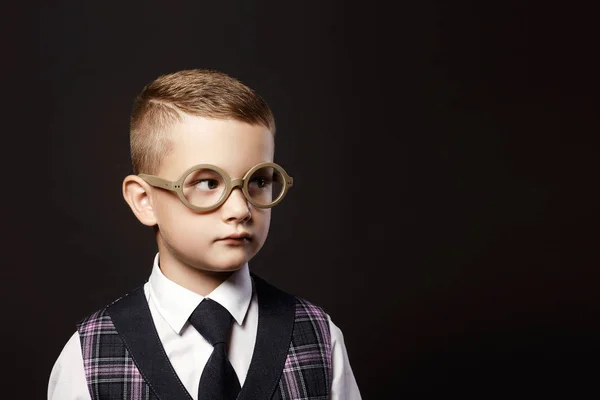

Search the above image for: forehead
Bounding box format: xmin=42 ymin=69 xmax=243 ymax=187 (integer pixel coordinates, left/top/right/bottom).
xmin=159 ymin=115 xmax=275 ymax=179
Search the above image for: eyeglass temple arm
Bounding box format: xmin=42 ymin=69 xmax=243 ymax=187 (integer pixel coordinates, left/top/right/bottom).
xmin=138 ymin=174 xmax=178 ymax=192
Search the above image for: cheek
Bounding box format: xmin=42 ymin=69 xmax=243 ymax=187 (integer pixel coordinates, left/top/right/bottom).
xmin=152 ymin=192 xmax=182 ymax=220
xmin=253 ymin=209 xmax=271 ymax=242
xmin=154 ymin=198 xmax=210 ymax=238
xmin=160 ymin=216 xmax=215 ymax=257
xmin=173 ymin=213 xmax=214 ymax=237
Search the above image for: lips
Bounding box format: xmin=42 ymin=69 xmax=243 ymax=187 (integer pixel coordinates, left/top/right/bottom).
xmin=219 ymin=232 xmax=252 ymax=241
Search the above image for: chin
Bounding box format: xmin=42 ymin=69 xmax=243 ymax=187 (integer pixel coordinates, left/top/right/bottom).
xmin=206 ymin=260 xmax=247 ymax=273
xmin=212 ymin=250 xmax=255 ymax=271
xmin=219 ymin=264 xmax=244 ymax=272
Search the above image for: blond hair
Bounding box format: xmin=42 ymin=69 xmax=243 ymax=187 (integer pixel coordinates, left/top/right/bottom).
xmin=129 ymin=69 xmax=276 ymax=174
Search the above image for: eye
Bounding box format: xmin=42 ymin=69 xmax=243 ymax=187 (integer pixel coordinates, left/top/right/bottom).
xmin=250 ymin=176 xmax=272 ymax=189
xmin=195 ymin=179 xmax=220 ymax=190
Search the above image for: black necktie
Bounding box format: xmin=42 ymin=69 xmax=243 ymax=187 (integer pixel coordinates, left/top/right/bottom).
xmin=189 ymin=298 xmax=242 ymax=400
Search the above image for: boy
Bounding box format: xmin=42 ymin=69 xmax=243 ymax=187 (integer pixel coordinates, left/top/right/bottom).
xmin=48 ymin=69 xmax=362 ymax=400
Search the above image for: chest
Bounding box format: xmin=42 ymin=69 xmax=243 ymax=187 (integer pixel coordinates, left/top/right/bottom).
xmin=78 ymin=284 xmax=331 ymax=400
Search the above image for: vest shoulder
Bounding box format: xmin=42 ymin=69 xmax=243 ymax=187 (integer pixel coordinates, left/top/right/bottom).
xmin=291 ymin=296 xmax=332 ymax=336
xmin=251 ymin=272 xmax=330 ymax=318
xmin=76 ymin=285 xmax=145 ymax=328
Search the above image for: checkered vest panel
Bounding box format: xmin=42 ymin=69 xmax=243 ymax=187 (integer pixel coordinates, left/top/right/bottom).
xmin=77 ymin=297 xmax=332 ymax=400
xmin=276 ymin=298 xmax=332 ymax=400
xmin=78 ymin=309 xmax=159 ymax=400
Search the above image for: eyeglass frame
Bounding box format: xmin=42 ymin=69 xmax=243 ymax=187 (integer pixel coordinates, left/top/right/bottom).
xmin=138 ymin=161 xmax=294 ymax=213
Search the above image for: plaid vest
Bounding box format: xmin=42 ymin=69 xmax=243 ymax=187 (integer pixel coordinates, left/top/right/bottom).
xmin=77 ymin=274 xmax=332 ymax=400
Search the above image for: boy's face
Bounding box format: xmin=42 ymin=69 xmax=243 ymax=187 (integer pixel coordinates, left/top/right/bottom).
xmin=150 ymin=114 xmax=274 ymax=274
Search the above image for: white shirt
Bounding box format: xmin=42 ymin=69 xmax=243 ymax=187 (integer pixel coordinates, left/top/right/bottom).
xmin=48 ymin=254 xmax=362 ymax=400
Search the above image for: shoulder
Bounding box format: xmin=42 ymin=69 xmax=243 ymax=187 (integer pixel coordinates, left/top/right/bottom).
xmin=293 ymin=295 xmax=330 ymax=322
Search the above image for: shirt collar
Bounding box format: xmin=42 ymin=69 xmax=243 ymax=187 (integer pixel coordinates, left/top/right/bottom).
xmin=148 ymin=253 xmax=253 ymax=334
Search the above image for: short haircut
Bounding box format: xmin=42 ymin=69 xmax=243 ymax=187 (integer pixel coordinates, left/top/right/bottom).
xmin=129 ymin=69 xmax=276 ymax=174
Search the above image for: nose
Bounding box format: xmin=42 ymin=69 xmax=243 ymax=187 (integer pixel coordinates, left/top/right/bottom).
xmin=221 ymin=186 xmax=251 ymax=222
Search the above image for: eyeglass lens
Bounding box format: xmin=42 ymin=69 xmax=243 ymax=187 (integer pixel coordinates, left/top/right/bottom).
xmin=182 ymin=166 xmax=285 ymax=208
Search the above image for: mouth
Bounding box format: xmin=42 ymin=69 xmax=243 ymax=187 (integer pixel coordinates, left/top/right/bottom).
xmin=218 ymin=233 xmax=252 ymax=243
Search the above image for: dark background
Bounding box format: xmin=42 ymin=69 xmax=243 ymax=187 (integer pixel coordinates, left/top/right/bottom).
xmin=2 ymin=1 xmax=598 ymax=398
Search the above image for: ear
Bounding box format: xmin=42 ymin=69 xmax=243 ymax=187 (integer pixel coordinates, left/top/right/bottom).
xmin=122 ymin=175 xmax=158 ymax=226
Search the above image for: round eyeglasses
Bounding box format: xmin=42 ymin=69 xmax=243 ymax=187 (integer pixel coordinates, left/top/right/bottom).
xmin=138 ymin=162 xmax=294 ymax=213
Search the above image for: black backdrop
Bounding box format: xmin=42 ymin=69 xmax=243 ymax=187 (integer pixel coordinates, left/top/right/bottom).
xmin=2 ymin=1 xmax=598 ymax=398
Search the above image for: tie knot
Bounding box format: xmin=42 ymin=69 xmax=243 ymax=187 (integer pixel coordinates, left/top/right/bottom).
xmin=189 ymin=298 xmax=233 ymax=346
